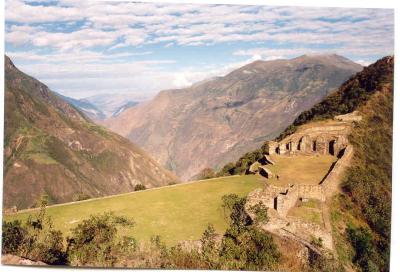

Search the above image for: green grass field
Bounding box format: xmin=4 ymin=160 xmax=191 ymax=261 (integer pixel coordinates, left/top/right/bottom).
xmin=5 ymin=175 xmax=264 ymax=245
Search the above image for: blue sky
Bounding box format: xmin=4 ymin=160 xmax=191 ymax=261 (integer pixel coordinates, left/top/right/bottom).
xmin=5 ymin=0 xmax=394 ymax=99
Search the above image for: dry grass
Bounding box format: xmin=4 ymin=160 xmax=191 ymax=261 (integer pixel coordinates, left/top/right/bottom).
xmin=288 ymin=206 xmax=323 ymax=225
xmin=286 ymin=199 xmax=324 ymax=225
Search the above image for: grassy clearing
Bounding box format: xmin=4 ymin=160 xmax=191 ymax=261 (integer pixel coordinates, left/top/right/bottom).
xmin=266 ymin=154 xmax=337 ymax=186
xmin=288 ymin=206 xmax=323 ymax=225
xmin=5 ymin=175 xmax=264 ymax=245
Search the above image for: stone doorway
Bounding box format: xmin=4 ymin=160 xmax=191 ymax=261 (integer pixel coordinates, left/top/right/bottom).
xmin=312 ymin=140 xmax=317 ymax=152
xmin=329 ymin=140 xmax=335 ymax=155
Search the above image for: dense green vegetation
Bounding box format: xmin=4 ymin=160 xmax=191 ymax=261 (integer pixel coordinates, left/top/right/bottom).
xmin=217 ymin=149 xmax=265 ymax=176
xmin=339 ymin=88 xmax=393 ymax=272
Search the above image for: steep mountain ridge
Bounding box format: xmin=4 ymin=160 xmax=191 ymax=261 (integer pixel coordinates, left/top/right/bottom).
xmin=105 ymin=54 xmax=362 ymax=180
xmin=3 ymin=56 xmax=178 ymax=209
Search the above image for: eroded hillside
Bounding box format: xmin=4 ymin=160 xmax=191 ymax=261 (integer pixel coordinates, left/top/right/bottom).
xmin=105 ymin=54 xmax=362 ymax=180
xmin=3 ymin=56 xmax=178 ymax=209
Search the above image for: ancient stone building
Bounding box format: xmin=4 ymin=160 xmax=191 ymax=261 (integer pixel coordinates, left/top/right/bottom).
xmin=246 ymin=112 xmax=361 ymax=250
xmin=266 ymin=125 xmax=350 ymax=157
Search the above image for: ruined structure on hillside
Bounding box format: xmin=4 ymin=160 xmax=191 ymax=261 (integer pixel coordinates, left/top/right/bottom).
xmin=264 ymin=125 xmax=350 ymax=157
xmin=246 ymin=111 xmax=360 ymax=250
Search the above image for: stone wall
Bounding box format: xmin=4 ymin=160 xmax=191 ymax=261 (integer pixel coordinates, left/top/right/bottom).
xmin=321 ymin=145 xmax=354 ymax=198
xmin=276 ymin=187 xmax=299 ymax=216
xmin=297 ymin=184 xmax=325 ymax=201
xmin=284 ymin=217 xmax=333 ymax=250
xmin=266 ymin=124 xmax=351 ymax=157
xmin=248 ymin=185 xmax=298 ymax=217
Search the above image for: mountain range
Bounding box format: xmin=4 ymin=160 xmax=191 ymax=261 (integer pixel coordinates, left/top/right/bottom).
xmin=59 ymin=93 xmax=141 ymax=121
xmin=104 ymin=54 xmax=363 ymax=180
xmin=3 ymin=56 xmax=178 ymax=209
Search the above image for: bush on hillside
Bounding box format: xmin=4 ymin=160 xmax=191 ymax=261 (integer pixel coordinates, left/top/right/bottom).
xmin=134 ymin=184 xmax=146 ymax=191
xmin=346 ymin=226 xmax=380 ymax=272
xmin=198 ymin=168 xmax=216 ymax=179
xmin=217 ymin=149 xmax=263 ymax=177
xmin=72 ymin=193 xmax=91 ymax=202
xmin=2 ymin=220 xmax=26 ymax=254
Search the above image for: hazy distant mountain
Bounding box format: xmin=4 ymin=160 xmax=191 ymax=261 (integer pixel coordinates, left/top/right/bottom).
xmin=57 ymin=94 xmax=106 ymax=120
xmin=3 ymin=56 xmax=178 ymax=209
xmin=58 ymin=93 xmax=142 ymax=121
xmin=85 ymin=93 xmax=144 ymax=118
xmin=112 ymin=101 xmax=140 ymax=117
xmin=104 ymin=54 xmax=363 ymax=180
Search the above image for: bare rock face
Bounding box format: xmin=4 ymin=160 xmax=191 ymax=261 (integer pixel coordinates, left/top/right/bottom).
xmin=4 ymin=56 xmax=179 ymax=209
xmin=104 ymin=54 xmax=362 ymax=180
xmin=2 ymin=254 xmax=47 ymax=266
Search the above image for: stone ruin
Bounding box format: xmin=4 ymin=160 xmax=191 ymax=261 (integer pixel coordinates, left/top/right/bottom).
xmin=246 ymin=111 xmax=360 ymax=251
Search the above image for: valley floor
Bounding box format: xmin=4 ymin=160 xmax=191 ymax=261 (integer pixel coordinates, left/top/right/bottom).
xmin=4 ymin=175 xmax=263 ymax=245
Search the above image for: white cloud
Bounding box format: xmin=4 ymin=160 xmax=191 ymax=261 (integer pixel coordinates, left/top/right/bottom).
xmin=6 ymin=0 xmax=82 ymax=23
xmin=5 ymin=1 xmax=394 ymax=50
xmin=354 ymin=59 xmax=373 ymax=66
xmin=4 ymin=1 xmax=394 ymax=98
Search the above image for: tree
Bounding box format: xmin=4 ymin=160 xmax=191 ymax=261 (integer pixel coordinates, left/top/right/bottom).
xmin=219 ymin=195 xmax=280 ymax=270
xmin=249 ymin=201 xmax=269 ymax=225
xmin=200 ymin=224 xmax=219 ymax=268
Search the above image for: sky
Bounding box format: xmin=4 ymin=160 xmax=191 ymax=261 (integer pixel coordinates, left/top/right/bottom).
xmin=5 ymin=0 xmax=394 ymax=99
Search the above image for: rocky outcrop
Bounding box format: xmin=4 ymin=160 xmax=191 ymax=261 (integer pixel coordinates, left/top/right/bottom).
xmin=1 ymin=254 xmax=47 ymax=266
xmin=334 ymin=111 xmax=362 ymax=122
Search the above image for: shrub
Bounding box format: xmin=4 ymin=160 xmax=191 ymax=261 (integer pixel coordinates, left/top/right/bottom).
xmin=66 ymin=212 xmax=134 ymax=266
xmin=221 ymin=194 xmax=240 ymax=221
xmin=198 ymin=168 xmax=216 ymax=180
xmin=2 ymin=197 xmax=67 ymax=265
xmin=249 ymin=201 xmax=269 ymax=225
xmin=134 ymin=184 xmax=146 ymax=191
xmin=2 ymin=220 xmax=26 ymax=254
xmin=72 ymin=193 xmax=91 ymax=202
xmin=200 ymin=224 xmax=219 ymax=268
xmin=346 ymin=226 xmax=380 ymax=272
